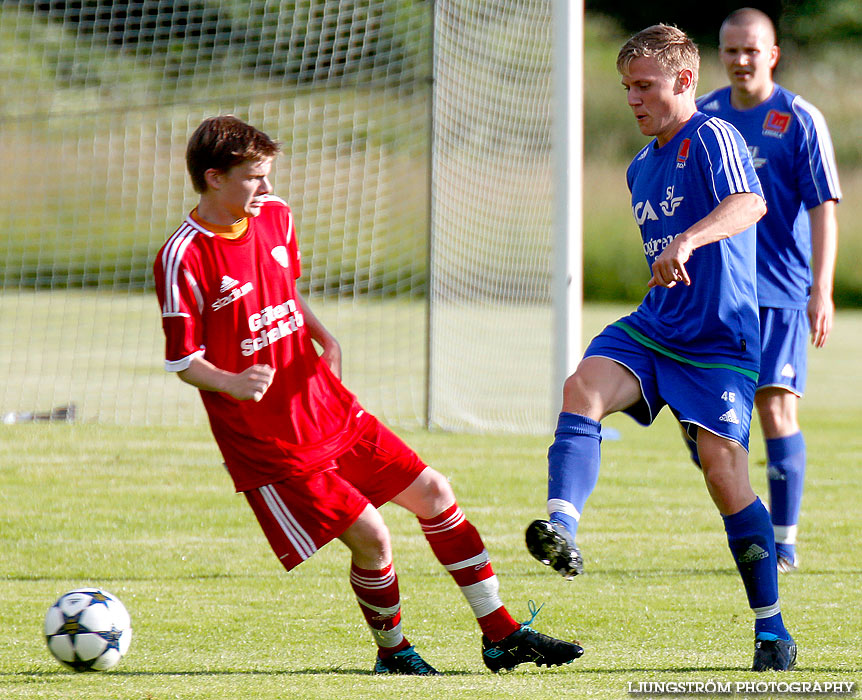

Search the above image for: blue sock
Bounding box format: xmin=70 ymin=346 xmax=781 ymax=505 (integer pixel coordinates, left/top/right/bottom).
xmin=546 ymin=412 xmax=601 ymax=540
xmin=766 ymin=432 xmax=806 ymax=560
xmin=723 ymin=498 xmax=789 ymax=639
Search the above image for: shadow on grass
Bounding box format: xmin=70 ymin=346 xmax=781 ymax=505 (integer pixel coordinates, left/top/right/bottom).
xmin=6 ymin=568 xmax=862 ymax=584
xmin=577 ymin=666 xmax=862 ymax=674
xmin=5 ymin=668 xmax=486 ymax=677
xmin=519 ymin=568 xmax=862 ymax=578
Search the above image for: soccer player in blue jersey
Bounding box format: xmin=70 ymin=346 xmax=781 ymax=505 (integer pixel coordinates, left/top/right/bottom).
xmin=696 ymin=8 xmax=841 ymax=574
xmin=525 ymin=24 xmax=797 ymax=671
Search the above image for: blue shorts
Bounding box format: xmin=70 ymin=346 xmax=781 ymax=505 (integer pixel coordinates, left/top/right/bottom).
xmin=757 ymin=307 xmax=808 ymax=396
xmin=584 ymin=323 xmax=756 ymax=450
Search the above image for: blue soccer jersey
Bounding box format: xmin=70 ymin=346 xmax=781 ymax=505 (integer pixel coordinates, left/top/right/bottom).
xmin=622 ymin=111 xmax=763 ymax=373
xmin=697 ymin=85 xmax=842 ymax=309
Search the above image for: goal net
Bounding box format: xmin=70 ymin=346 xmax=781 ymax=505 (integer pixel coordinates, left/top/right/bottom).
xmin=429 ymin=0 xmax=556 ymax=432
xmin=0 ymin=0 xmax=557 ymax=433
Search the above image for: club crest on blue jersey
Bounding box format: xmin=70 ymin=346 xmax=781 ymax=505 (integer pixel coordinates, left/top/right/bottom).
xmin=676 ymin=138 xmax=691 ymax=168
xmin=763 ymin=110 xmax=792 ymax=136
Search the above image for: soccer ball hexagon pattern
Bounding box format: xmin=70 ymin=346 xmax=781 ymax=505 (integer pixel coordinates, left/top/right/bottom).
xmin=44 ymin=588 xmax=132 ymax=671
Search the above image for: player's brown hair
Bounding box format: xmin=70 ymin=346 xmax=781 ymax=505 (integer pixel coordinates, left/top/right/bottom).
xmin=186 ymin=115 xmax=281 ymax=194
xmin=616 ymin=24 xmax=700 ymax=93
xmin=720 ymin=7 xmax=778 ymax=46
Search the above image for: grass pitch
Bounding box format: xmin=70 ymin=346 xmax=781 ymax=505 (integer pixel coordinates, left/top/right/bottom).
xmin=1 ymin=308 xmax=860 ymax=699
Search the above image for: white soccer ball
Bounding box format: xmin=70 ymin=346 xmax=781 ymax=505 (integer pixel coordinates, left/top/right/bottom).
xmin=44 ymin=588 xmax=132 ymax=672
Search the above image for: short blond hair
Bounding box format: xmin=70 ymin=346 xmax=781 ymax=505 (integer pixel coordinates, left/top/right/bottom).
xmin=616 ymin=24 xmax=700 ymax=93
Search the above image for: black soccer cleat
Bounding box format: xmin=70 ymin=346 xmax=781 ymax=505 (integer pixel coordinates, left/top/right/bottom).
xmin=482 ymin=624 xmax=584 ymax=673
xmin=752 ymin=636 xmax=797 ymax=671
xmin=373 ymin=645 xmax=440 ymax=675
xmin=525 ymin=519 xmax=584 ymax=579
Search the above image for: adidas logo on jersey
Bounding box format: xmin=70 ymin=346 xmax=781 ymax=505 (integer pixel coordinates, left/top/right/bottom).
xmin=738 ymin=543 xmax=769 ymax=563
xmin=718 ymin=408 xmax=740 ymax=424
xmin=220 ymin=275 xmax=239 ymax=293
xmin=700 ymin=99 xmax=720 ymax=111
xmin=781 ymin=363 xmax=796 ymax=379
xmin=212 ymin=281 xmax=254 ymax=311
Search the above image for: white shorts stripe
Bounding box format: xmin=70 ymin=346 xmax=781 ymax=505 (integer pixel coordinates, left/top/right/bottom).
xmin=260 ymin=485 xmax=317 ymax=561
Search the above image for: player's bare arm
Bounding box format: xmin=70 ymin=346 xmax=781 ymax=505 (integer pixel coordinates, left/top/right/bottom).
xmin=649 ymin=192 xmax=765 ymax=288
xmin=296 ymin=291 xmax=343 ymax=379
xmin=178 ymin=355 xmax=274 ymax=402
xmin=807 ymin=199 xmax=839 ymax=348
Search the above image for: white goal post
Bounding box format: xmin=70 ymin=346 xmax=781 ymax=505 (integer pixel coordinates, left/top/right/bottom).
xmin=0 ymin=0 xmax=582 ymax=434
xmin=428 ymin=0 xmax=582 ymax=432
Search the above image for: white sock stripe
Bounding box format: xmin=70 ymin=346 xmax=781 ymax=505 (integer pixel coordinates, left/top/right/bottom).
xmin=547 ymin=498 xmax=581 ymax=522
xmin=260 ymin=485 xmax=317 ymax=560
xmin=459 ymin=576 xmax=504 ymax=618
xmin=420 ymin=507 xmax=466 ymax=534
xmin=753 ymin=601 xmax=782 ymax=619
xmin=371 ymin=622 xmax=404 ymax=648
xmin=350 ymin=570 xmax=397 ymax=590
xmin=773 ymin=524 xmax=798 ymax=545
xmin=443 ymin=549 xmax=490 ymax=572
xmin=355 ymin=595 xmax=401 ymax=618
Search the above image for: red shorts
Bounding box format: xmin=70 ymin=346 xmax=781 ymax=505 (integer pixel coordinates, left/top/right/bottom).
xmin=244 ymin=416 xmax=426 ymax=572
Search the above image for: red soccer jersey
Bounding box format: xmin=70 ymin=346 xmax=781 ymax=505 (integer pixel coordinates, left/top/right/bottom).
xmin=153 ymin=196 xmax=367 ymax=491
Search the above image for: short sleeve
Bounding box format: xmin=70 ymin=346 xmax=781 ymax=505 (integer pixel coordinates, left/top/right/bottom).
xmin=791 ymin=97 xmax=842 ymax=210
xmin=696 ymin=117 xmax=763 ymax=202
xmin=153 ymin=233 xmax=206 ymax=372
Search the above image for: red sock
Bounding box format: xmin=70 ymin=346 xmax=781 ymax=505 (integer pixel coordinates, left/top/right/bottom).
xmin=418 ymin=503 xmax=520 ymax=642
xmin=350 ymin=562 xmax=410 ymax=657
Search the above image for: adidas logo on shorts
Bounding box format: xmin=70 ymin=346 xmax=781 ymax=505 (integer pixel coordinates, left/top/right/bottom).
xmin=718 ymin=408 xmax=740 ymax=424
xmin=781 ymin=363 xmax=796 ymax=378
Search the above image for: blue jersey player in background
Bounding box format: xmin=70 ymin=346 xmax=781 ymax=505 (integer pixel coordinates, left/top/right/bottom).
xmin=697 ymin=7 xmax=842 ymax=574
xmin=525 ymin=24 xmax=797 ymax=671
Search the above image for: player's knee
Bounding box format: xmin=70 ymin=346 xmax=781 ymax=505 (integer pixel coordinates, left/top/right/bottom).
xmin=561 ymin=371 xmax=590 ymax=409
xmin=419 ymin=469 xmax=456 ymax=515
xmin=342 ymin=506 xmax=392 ymax=566
xmin=755 ymin=390 xmax=799 ymax=436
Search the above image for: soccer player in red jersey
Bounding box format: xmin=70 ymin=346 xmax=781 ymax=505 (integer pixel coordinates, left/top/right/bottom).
xmin=153 ymin=115 xmax=583 ymax=675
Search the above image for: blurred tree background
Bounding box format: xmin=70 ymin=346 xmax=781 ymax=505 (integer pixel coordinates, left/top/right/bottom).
xmin=586 ymin=0 xmax=862 ymax=48
xmin=4 ymin=0 xmax=860 ymax=304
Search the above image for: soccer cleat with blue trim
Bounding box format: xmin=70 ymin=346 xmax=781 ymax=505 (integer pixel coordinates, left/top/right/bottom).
xmin=752 ymin=634 xmax=797 ymax=671
xmin=525 ymin=519 xmax=584 ymax=579
xmin=776 ymin=553 xmax=799 ymax=573
xmin=373 ymin=645 xmax=440 ymax=675
xmin=775 ymin=544 xmax=799 ymax=573
xmin=482 ymin=601 xmax=583 ymax=672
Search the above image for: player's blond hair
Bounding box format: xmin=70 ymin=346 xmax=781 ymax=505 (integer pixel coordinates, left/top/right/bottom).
xmin=616 ymin=24 xmax=700 ymax=93
xmin=186 ymin=115 xmax=281 ymax=194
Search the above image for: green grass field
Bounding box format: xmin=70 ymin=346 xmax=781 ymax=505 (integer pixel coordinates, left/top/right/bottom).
xmin=1 ymin=306 xmax=860 ymax=699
